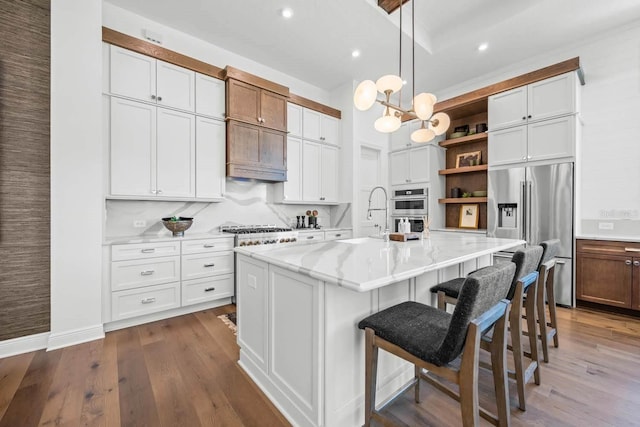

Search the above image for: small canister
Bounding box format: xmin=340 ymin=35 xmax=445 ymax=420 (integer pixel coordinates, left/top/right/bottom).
xmin=451 ymin=187 xmax=462 ymax=198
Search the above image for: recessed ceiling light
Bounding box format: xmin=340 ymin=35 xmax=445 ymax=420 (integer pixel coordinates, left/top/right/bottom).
xmin=478 ymin=43 xmax=489 ymax=52
xmin=281 ymin=8 xmax=293 ymax=18
xmin=352 ymin=50 xmax=361 ymax=58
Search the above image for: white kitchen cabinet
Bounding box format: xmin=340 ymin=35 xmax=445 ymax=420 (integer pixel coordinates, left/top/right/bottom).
xmin=195 ymin=73 xmax=225 ymax=119
xmin=390 ymin=145 xmax=430 ymax=186
xmin=195 ymin=117 xmax=226 ymax=199
xmin=109 ymin=98 xmax=197 ymax=198
xmin=303 ymin=108 xmax=340 ymax=146
xmin=489 ymin=72 xmax=578 ymax=131
xmin=302 ymin=141 xmax=339 ymax=203
xmin=282 ymin=136 xmax=302 ymax=201
xmin=298 ymin=230 xmax=325 ymax=242
xmin=390 ymin=121 xmax=423 ymax=151
xmin=489 ymin=114 xmax=576 ymax=166
xmin=110 ymin=45 xmax=195 ymax=112
xmin=287 ymin=103 xmax=303 ymax=137
xmin=324 ymin=229 xmax=353 ymax=240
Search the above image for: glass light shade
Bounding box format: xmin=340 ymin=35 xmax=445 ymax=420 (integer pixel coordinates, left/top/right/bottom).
xmin=430 ymin=112 xmax=451 ymax=136
xmin=411 ymin=125 xmax=435 ymax=143
xmin=376 ymin=74 xmax=403 ymax=94
xmin=374 ymin=112 xmax=402 ymax=133
xmin=354 ymin=80 xmax=377 ymax=111
xmin=413 ymin=93 xmax=435 ymax=120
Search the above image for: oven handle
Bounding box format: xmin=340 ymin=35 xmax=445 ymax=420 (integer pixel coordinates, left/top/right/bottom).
xmin=391 ymin=196 xmax=427 ymax=201
xmin=391 ymin=215 xmax=427 ymax=219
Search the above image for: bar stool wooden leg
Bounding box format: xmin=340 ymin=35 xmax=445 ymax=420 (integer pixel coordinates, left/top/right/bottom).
xmin=364 ymin=328 xmax=378 ymax=427
xmin=414 ymin=365 xmax=421 ymax=403
xmin=509 ymin=299 xmax=527 ymax=411
xmin=437 ymin=290 xmax=446 ymax=310
xmin=459 ymin=324 xmax=481 ymax=427
xmin=537 ymin=267 xmax=550 ymax=363
xmin=525 ymin=283 xmax=541 ymax=385
xmin=547 ymin=270 xmax=559 ymax=348
xmin=490 ymin=305 xmax=511 ymax=427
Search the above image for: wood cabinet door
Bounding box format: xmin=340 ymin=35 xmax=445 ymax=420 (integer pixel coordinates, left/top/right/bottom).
xmin=488 ymin=86 xmax=528 ymax=131
xmin=260 ymin=90 xmax=287 ymax=131
xmin=283 ymin=136 xmax=302 ymax=201
xmin=110 ymin=97 xmax=156 ymax=196
xmin=195 ymin=73 xmax=225 ymax=119
xmin=488 ymin=126 xmax=527 ymax=166
xmin=527 ymin=72 xmax=576 ymax=122
xmin=195 ymin=117 xmax=225 ymax=199
xmin=302 ymin=141 xmax=322 ymax=201
xmin=634 ymin=258 xmax=640 ymax=310
xmin=156 ymin=60 xmax=195 ymax=112
xmin=389 ymin=150 xmax=409 ymax=186
xmin=321 ymin=145 xmax=339 ymax=202
xmin=227 ymin=120 xmax=260 ymax=165
xmin=576 ymin=252 xmax=632 ymax=308
xmin=259 ymin=128 xmax=287 ymax=172
xmin=408 ymin=146 xmax=430 ymax=184
xmin=227 ymin=79 xmax=260 ymax=125
xmin=109 ymin=45 xmax=156 ymax=103
xmin=527 ymin=115 xmax=575 ymax=162
xmin=156 ymin=108 xmax=195 ymax=197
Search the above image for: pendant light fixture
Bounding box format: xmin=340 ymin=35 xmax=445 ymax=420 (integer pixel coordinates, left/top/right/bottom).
xmin=353 ymin=0 xmax=450 ymax=143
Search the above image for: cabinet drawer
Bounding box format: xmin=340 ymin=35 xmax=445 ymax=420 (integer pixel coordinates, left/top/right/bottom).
xmin=324 ymin=230 xmax=352 ymax=240
xmin=112 ymin=282 xmax=180 ymax=321
xmin=299 ymin=231 xmax=324 ymax=242
xmin=182 ymin=274 xmax=234 ymax=307
xmin=111 ymin=256 xmax=180 ymax=291
xmin=577 ymin=239 xmax=640 ymax=255
xmin=182 ymin=252 xmax=234 ymax=280
xmin=112 ymin=241 xmax=181 ymax=261
xmin=182 ymin=237 xmax=234 ymax=254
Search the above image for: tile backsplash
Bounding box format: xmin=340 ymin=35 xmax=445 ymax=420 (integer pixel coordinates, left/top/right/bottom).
xmin=105 ymin=179 xmax=352 ymax=238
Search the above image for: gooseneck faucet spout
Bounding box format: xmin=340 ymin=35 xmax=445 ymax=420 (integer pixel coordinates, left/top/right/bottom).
xmin=366 ymin=186 xmax=389 ymax=241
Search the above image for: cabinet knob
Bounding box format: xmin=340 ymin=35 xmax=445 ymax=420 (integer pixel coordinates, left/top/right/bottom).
xmin=626 ymin=260 xmax=632 ymax=265
xmin=151 ymin=94 xmax=156 ymax=100
xmin=151 ymin=189 xmax=157 ymax=194
xmin=522 ymin=156 xmax=527 ymax=160
xmin=522 ymin=116 xmax=526 ymax=120
xmin=635 ymin=261 xmax=640 ymax=267
xmin=528 ymin=115 xmax=532 ymax=119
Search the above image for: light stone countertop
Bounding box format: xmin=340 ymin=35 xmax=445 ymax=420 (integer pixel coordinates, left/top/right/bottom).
xmin=576 ymin=234 xmax=640 ymax=243
xmin=104 ymin=232 xmax=233 ymax=246
xmin=235 ymin=231 xmax=524 ymax=292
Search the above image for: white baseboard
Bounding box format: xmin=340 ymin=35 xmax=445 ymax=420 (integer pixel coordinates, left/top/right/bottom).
xmin=47 ymin=324 xmax=105 ymax=351
xmin=0 ymin=332 xmax=50 ymax=359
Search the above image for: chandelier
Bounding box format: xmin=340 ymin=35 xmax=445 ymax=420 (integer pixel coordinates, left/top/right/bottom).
xmin=353 ymin=0 xmax=450 ymax=143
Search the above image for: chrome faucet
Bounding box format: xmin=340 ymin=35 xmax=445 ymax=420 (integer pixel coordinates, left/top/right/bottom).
xmin=366 ymin=186 xmax=389 ymax=241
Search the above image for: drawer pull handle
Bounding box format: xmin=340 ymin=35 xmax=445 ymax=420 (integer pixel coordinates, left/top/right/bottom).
xmin=204 ymin=263 xmax=216 ymax=268
xmin=203 ymin=244 xmax=216 ymax=248
xmin=141 ymin=248 xmax=155 ymax=253
xmin=140 ymin=270 xmax=155 ymax=276
xmin=555 ymin=259 xmax=567 ymax=265
xmin=335 ymin=234 xmax=342 ymax=237
xmin=625 ymin=247 xmax=640 ymax=252
xmin=204 ymin=287 xmax=216 ymax=292
xmin=307 ymin=236 xmax=314 ymax=239
xmin=141 ymin=297 xmax=156 ymax=304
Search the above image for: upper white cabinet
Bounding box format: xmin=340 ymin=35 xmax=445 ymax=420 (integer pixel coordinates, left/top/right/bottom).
xmin=282 ymin=136 xmax=302 ymax=201
xmin=488 ymin=72 xmax=578 ymax=131
xmin=195 ymin=117 xmax=226 ymax=199
xmin=390 ymin=145 xmax=431 ymax=186
xmin=303 ymin=108 xmax=340 ymax=146
xmin=195 ymin=73 xmax=225 ymax=119
xmin=287 ymin=103 xmax=303 ymax=138
xmin=390 ymin=121 xmax=422 ymax=151
xmin=110 ymin=97 xmax=195 ymax=198
xmin=110 ymin=45 xmax=195 ymax=112
xmin=302 ymin=141 xmax=339 ymax=203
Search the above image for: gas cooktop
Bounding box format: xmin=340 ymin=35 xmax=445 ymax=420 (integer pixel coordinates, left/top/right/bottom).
xmin=221 ymin=225 xmax=298 ymax=247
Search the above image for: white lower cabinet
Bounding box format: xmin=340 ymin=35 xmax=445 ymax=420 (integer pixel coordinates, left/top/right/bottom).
xmin=324 ymin=229 xmax=353 ymax=240
xmin=108 ymin=237 xmax=234 ymax=324
xmin=299 ymin=230 xmax=325 ymax=242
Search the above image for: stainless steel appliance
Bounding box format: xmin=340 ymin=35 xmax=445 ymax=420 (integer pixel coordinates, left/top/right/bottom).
xmin=221 ymin=225 xmax=299 ymax=247
xmin=391 ymin=187 xmax=428 ymax=216
xmin=487 ymin=162 xmax=574 ymax=306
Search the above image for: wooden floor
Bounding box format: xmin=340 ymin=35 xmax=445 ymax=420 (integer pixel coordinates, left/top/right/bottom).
xmin=1 ymin=305 xmax=640 ymax=427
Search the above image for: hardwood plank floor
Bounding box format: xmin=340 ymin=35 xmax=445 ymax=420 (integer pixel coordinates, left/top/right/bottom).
xmin=0 ymin=305 xmax=639 ymax=426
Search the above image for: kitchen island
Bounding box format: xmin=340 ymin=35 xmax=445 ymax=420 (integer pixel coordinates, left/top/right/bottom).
xmin=235 ymin=232 xmax=524 ymax=427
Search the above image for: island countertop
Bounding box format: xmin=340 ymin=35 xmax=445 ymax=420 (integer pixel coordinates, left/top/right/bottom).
xmin=235 ymin=231 xmax=524 ymax=292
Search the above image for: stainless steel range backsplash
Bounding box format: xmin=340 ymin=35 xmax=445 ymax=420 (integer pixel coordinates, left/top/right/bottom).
xmin=105 ymin=179 xmax=352 ymax=238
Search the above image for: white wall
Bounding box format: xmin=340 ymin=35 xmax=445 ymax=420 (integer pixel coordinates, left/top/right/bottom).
xmin=50 ymin=0 xmax=105 ymax=349
xmin=102 ymin=2 xmax=331 ymax=105
xmin=435 ymin=21 xmax=640 ymax=237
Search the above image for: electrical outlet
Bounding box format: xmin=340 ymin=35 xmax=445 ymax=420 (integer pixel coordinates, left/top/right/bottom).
xmin=598 ymin=222 xmax=614 ymax=230
xmin=133 ymin=220 xmax=147 ymax=228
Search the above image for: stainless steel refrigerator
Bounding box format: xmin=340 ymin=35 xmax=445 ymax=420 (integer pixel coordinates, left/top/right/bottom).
xmin=487 ymin=162 xmax=574 ymax=306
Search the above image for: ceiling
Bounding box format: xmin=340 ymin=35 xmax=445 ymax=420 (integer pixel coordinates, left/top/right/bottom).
xmin=105 ymin=0 xmax=640 ymax=98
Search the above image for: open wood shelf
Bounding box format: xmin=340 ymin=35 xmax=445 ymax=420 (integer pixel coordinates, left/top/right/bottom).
xmin=439 ymin=164 xmax=488 ymax=175
xmin=438 ymin=197 xmax=488 ymax=204
xmin=439 ymin=132 xmax=488 ymax=148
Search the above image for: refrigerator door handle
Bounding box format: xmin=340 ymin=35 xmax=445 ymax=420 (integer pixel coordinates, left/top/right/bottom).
xmin=520 ymin=181 xmax=527 ymax=241
xmin=526 ymin=180 xmax=533 ymax=245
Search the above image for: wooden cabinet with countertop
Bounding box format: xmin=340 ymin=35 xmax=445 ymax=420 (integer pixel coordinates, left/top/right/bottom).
xmin=576 ymin=239 xmax=640 ymax=310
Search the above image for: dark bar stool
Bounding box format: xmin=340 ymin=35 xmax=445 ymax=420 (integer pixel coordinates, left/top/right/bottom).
xmin=535 ymin=239 xmax=560 ymax=363
xmin=430 ymin=246 xmax=543 ymax=411
xmin=358 ymin=263 xmax=516 ymax=427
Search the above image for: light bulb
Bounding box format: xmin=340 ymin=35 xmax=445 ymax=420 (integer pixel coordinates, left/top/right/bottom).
xmin=430 ymin=112 xmax=451 ymax=136
xmin=413 ymin=93 xmax=435 ymax=121
xmin=411 ymin=125 xmax=435 ymax=143
xmin=354 ymin=80 xmax=377 ymax=111
xmin=374 ymin=108 xmax=401 ymax=133
xmin=375 ymin=75 xmax=403 ymax=94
